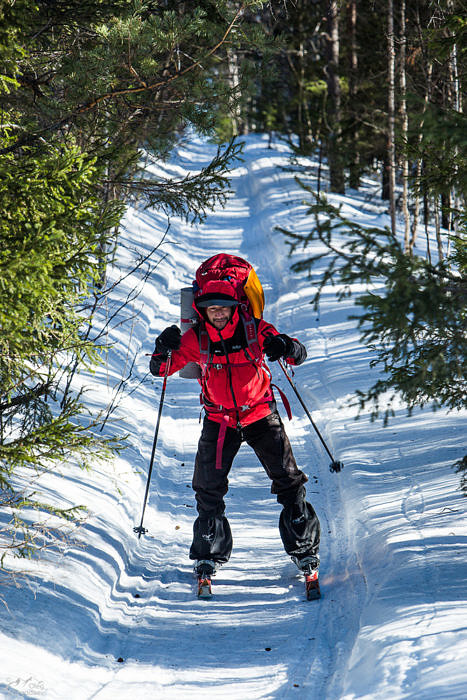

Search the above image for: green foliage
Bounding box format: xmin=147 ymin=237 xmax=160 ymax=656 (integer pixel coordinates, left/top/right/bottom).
xmin=0 ymin=394 xmax=121 ymax=563
xmin=279 ymin=187 xmax=467 ymax=423
xmin=454 ymin=455 xmax=467 ymax=496
xmin=0 ymin=140 xmax=120 ymax=357
xmin=0 ymin=0 xmax=268 ymax=566
xmin=0 ymin=135 xmax=124 ymax=562
xmin=125 ymin=138 xmax=243 ymax=223
xmin=2 ymin=0 xmax=265 ymax=155
xmin=407 ymin=102 xmax=467 ymax=200
xmin=0 ymin=0 xmax=263 ymax=217
xmin=249 ymin=0 xmax=326 ymax=147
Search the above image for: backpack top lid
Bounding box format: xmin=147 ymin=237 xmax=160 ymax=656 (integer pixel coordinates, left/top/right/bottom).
xmin=194 ymin=253 xmax=265 ymax=319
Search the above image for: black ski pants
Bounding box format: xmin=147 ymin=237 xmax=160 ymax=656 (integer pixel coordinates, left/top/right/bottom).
xmin=189 ymin=411 xmax=320 ymax=564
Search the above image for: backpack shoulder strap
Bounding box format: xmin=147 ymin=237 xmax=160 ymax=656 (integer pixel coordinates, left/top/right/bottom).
xmin=240 ymin=306 xmax=262 ymax=360
xmin=197 ymin=322 xmax=210 ymax=370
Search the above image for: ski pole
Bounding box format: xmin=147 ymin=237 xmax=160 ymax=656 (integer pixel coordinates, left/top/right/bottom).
xmin=134 ymin=351 xmax=172 ymax=538
xmin=277 ymin=359 xmax=343 ymax=473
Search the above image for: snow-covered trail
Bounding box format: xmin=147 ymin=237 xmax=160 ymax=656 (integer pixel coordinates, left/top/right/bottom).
xmin=1 ymin=135 xmax=466 ymax=700
xmin=114 ymin=137 xmax=366 ymax=699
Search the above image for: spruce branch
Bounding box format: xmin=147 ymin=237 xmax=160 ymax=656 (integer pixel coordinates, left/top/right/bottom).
xmin=280 ymin=185 xmax=467 ymax=419
xmin=0 ymin=4 xmax=247 ymax=156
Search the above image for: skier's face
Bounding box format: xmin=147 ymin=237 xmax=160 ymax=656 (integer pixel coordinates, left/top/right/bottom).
xmin=206 ymin=305 xmax=233 ymax=330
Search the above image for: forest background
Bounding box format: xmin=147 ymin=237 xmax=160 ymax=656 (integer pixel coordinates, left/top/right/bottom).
xmin=0 ymin=0 xmax=465 ymax=565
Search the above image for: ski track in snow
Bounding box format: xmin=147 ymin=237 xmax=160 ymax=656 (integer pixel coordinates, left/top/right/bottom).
xmin=0 ymin=134 xmax=466 ymax=700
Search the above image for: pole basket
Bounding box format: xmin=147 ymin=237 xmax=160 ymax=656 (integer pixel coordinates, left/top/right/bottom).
xmin=330 ymin=460 xmax=344 ymax=473
xmin=133 ymin=525 xmax=148 ymax=538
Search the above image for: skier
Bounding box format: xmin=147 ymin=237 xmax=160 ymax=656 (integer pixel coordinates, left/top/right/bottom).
xmin=149 ymin=277 xmax=320 ymax=596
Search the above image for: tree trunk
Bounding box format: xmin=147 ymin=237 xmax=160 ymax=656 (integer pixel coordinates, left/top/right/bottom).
xmin=399 ymin=0 xmax=410 ymax=251
xmin=434 ymin=196 xmax=444 ymax=262
xmin=387 ymin=0 xmax=397 ymax=235
xmin=297 ymin=34 xmax=314 ymax=153
xmin=317 ymin=142 xmax=323 ymax=195
xmin=448 ymin=23 xmax=461 ymax=249
xmin=348 ymin=0 xmax=360 ymax=189
xmin=227 ymin=47 xmax=243 ymax=136
xmin=441 ymin=192 xmax=451 ymax=232
xmin=423 ymin=188 xmax=431 ymax=264
xmin=409 ymin=62 xmax=432 ymax=255
xmin=382 ymin=152 xmax=390 ymax=200
xmin=326 ymin=0 xmax=345 ymax=193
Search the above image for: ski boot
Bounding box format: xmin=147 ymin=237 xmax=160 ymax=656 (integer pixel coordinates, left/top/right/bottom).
xmin=194 ymin=560 xmax=217 ymax=599
xmin=293 ymin=554 xmax=321 ymax=600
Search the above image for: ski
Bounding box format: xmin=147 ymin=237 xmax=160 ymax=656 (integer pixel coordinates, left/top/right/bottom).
xmin=193 ymin=558 xmax=321 ymax=599
xmin=305 ymin=570 xmax=321 ymax=600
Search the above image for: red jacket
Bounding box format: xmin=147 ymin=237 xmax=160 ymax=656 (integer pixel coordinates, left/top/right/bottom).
xmin=151 ymin=303 xmax=306 ymax=428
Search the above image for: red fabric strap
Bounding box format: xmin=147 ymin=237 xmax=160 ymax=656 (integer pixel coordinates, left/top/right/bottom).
xmin=216 ymin=415 xmax=230 ymax=470
xmin=271 ymin=383 xmax=292 ymax=420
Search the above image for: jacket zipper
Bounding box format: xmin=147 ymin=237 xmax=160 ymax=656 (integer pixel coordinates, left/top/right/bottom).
xmin=218 ymin=333 xmax=242 ymax=431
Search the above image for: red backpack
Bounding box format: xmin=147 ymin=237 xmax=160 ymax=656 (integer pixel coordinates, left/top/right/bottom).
xmin=194 ymin=254 xmax=265 ymax=319
xmin=179 ymin=254 xmax=264 ymax=380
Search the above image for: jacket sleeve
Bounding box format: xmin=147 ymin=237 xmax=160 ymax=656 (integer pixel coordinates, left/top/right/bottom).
xmin=149 ymin=327 xmax=200 ymax=376
xmin=257 ymin=319 xmax=307 ymax=366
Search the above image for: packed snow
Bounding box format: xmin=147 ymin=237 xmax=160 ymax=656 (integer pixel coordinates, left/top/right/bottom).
xmin=1 ymin=134 xmax=466 ymax=699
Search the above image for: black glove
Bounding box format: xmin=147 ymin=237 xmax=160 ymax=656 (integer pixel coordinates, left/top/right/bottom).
xmin=263 ymin=333 xmax=294 ymax=362
xmin=155 ymin=325 xmax=181 ymax=355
